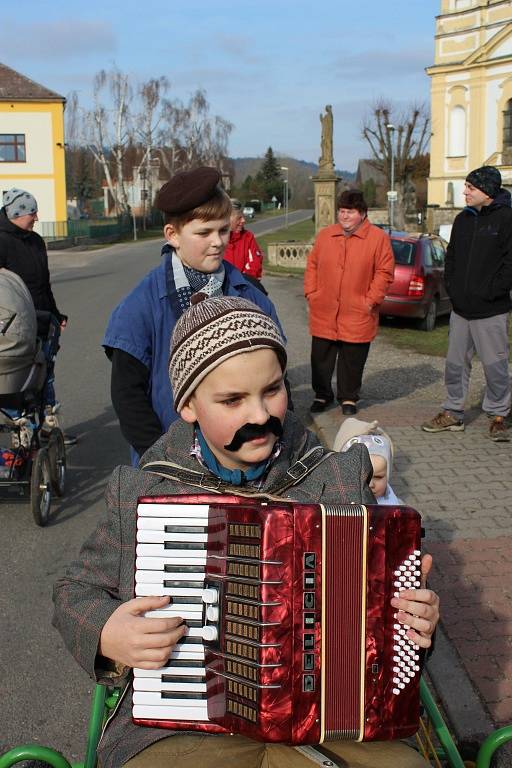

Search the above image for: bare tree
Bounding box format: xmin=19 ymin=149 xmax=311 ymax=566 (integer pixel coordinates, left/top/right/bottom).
xmin=159 ymin=89 xmax=233 ymax=174
xmin=362 ymin=101 xmax=430 ymax=229
xmin=74 ymin=68 xmax=133 ymax=215
xmin=136 ymin=77 xmax=169 ymax=222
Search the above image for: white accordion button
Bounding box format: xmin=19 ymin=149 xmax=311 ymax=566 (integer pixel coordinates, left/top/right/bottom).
xmin=201 ymin=625 xmax=218 ymax=641
xmin=202 ymin=588 xmax=219 ymax=604
xmin=391 ymin=548 xmax=422 ymax=697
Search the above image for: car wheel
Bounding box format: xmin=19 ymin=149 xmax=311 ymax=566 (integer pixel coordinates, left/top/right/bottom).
xmin=418 ymin=297 xmax=438 ymax=332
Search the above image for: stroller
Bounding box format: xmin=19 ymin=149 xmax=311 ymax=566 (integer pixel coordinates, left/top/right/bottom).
xmin=0 ymin=269 xmax=66 ymax=525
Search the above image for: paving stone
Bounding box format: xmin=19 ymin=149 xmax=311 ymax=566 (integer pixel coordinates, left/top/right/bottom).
xmin=307 ymin=326 xmax=512 ymax=735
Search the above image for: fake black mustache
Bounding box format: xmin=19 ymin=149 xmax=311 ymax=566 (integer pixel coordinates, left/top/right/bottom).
xmin=224 ymin=416 xmax=283 ymax=452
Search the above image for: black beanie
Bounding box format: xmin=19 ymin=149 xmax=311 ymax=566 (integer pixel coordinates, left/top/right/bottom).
xmin=465 ymin=166 xmax=501 ymax=199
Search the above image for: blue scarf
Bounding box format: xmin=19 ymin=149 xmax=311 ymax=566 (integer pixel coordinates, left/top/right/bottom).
xmin=195 ymin=427 xmax=271 ymax=486
xmin=163 ymin=244 xmax=225 ymax=318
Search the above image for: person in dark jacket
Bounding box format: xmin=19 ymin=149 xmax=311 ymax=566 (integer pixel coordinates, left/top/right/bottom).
xmin=103 ymin=168 xmax=284 ymax=466
xmin=0 ymin=189 xmax=74 ymax=443
xmin=0 ymin=189 xmax=66 ymax=324
xmin=422 ymin=166 xmax=512 ymax=441
xmin=54 ymin=296 xmax=439 ymax=768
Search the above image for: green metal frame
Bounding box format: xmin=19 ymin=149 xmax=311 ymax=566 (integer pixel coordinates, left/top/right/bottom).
xmin=0 ymin=679 xmax=510 ymax=768
xmin=476 ymin=724 xmax=512 ymax=768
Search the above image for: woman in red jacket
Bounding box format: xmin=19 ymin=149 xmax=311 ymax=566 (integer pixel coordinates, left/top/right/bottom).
xmin=224 ymin=199 xmax=264 ymax=280
xmin=304 ymin=190 xmax=394 ymax=415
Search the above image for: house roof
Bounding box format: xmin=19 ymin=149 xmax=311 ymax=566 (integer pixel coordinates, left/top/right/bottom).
xmin=0 ymin=63 xmax=65 ymax=103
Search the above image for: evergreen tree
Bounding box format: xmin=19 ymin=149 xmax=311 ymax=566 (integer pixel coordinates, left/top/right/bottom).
xmin=258 ymin=147 xmax=283 ymax=202
xmin=260 ymin=147 xmax=281 ymax=183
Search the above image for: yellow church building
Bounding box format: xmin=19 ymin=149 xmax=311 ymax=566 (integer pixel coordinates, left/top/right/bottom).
xmin=0 ymin=63 xmax=66 ymax=230
xmin=427 ymin=0 xmax=512 ymax=216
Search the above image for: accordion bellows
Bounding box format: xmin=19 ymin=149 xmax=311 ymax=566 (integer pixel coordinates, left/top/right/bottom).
xmin=133 ymin=496 xmax=422 ymax=744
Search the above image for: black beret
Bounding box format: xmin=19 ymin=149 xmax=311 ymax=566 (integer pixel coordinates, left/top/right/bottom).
xmin=156 ymin=166 xmax=221 ymax=214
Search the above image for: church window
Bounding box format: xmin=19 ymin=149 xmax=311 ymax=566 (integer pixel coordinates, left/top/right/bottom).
xmin=449 ymin=106 xmax=466 ymax=156
xmin=503 ymin=99 xmax=512 ymax=150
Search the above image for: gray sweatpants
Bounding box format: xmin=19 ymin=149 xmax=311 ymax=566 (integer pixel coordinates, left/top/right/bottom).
xmin=443 ymin=311 xmax=511 ymax=419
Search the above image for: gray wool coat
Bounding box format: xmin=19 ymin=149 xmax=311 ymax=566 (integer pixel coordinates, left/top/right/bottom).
xmin=52 ymin=412 xmax=374 ymax=768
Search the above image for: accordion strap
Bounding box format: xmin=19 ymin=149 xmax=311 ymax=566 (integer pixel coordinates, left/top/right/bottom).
xmin=141 ymin=444 xmax=333 ymax=499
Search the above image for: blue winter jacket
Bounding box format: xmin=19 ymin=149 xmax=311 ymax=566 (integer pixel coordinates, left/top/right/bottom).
xmin=103 ymin=253 xmax=284 ymax=463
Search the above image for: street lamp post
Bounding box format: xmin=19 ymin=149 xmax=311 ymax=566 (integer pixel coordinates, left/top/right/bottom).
xmin=280 ymin=166 xmax=289 ymax=227
xmin=386 ymin=123 xmax=396 ymax=229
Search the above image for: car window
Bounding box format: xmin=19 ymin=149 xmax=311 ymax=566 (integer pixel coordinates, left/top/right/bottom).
xmin=423 ymin=243 xmax=433 ymax=267
xmin=391 ymin=240 xmax=415 ymax=266
xmin=431 ymin=241 xmax=445 ymax=266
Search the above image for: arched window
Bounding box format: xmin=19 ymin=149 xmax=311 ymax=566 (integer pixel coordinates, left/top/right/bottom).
xmin=503 ymin=99 xmax=512 ymax=150
xmin=449 ymin=105 xmax=466 ymax=156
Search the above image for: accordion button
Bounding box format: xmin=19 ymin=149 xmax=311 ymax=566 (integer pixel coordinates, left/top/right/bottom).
xmin=206 ymin=605 xmax=219 ymax=622
xmin=201 ymin=625 xmax=218 ymax=641
xmin=414 ymin=550 xmax=421 ymax=556
xmin=202 ymin=588 xmax=219 ymax=604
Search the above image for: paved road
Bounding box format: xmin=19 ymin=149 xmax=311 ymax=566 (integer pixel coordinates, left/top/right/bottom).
xmin=249 ymin=208 xmax=313 ymax=236
xmin=0 ymin=232 xmax=312 ymax=760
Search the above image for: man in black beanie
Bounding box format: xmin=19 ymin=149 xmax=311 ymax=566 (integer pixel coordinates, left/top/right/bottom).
xmin=423 ymin=165 xmax=512 ymax=441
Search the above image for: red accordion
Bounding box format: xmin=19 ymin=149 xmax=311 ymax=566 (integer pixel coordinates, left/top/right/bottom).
xmin=133 ymin=495 xmax=422 ymax=744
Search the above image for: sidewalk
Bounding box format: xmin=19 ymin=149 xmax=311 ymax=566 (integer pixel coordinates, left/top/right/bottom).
xmin=310 ymin=332 xmax=512 ymax=750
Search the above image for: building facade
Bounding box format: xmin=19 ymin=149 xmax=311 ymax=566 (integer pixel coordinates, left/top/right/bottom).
xmin=0 ymin=63 xmax=66 ymax=229
xmin=427 ymin=0 xmax=512 ymax=212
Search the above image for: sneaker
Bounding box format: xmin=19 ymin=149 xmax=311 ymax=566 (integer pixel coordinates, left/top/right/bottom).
xmin=422 ymin=411 xmax=464 ymax=433
xmin=11 ymin=425 xmax=32 ymax=449
xmin=489 ymin=416 xmax=510 ymax=442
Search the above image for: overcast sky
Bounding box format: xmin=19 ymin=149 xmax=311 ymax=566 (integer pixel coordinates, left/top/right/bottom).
xmin=0 ymin=0 xmax=440 ymax=170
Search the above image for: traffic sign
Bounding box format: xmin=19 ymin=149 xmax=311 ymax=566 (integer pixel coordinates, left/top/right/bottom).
xmin=387 ymin=191 xmax=398 ymax=201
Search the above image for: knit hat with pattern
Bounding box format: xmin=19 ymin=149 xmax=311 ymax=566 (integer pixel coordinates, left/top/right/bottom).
xmin=169 ymin=296 xmax=287 ymax=412
xmin=2 ymin=188 xmax=38 ymax=219
xmin=465 ymin=166 xmax=502 ymax=199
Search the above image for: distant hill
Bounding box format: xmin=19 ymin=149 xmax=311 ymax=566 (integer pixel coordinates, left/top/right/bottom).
xmin=230 ymin=156 xmax=356 ymax=207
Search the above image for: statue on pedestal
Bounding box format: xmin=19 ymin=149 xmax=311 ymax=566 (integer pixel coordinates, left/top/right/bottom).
xmin=319 ymin=105 xmax=334 ymax=172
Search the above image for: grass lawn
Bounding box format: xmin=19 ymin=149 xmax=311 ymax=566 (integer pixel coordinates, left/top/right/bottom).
xmin=379 ymin=314 xmax=512 ymax=359
xmin=378 ymin=316 xmax=451 ymax=357
xmin=258 ymin=219 xmax=315 ymax=260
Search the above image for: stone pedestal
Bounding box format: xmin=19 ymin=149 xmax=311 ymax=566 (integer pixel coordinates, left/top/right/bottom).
xmin=313 ymin=173 xmax=339 ymax=233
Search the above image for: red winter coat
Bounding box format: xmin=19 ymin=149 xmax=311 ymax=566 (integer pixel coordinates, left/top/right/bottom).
xmin=304 ymin=218 xmax=394 ymax=343
xmin=224 ymin=229 xmax=263 ymax=278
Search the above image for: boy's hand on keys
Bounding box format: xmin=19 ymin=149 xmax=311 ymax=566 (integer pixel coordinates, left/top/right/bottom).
xmin=99 ymin=596 xmax=187 ymax=669
xmin=390 ymin=554 xmax=440 ymax=649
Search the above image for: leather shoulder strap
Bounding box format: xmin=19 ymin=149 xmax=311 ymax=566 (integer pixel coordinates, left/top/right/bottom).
xmin=142 ymin=445 xmax=334 ymax=500
xmin=269 ymin=445 xmax=334 ymax=495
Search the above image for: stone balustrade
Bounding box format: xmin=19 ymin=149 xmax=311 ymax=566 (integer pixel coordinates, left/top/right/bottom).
xmin=267 ymin=241 xmax=313 ymax=269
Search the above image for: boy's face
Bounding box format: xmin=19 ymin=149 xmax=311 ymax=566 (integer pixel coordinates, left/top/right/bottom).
xmin=181 ymin=348 xmax=288 ymax=472
xmin=165 ymin=217 xmax=231 ymax=273
xmin=369 ymin=455 xmax=388 ymax=498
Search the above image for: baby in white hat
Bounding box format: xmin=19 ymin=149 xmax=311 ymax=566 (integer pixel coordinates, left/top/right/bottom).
xmin=335 ymin=418 xmax=403 ymax=505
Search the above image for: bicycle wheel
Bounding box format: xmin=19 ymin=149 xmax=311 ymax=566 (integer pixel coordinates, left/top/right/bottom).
xmin=30 ymin=447 xmax=52 ymax=526
xmin=48 ymin=428 xmax=66 ymax=496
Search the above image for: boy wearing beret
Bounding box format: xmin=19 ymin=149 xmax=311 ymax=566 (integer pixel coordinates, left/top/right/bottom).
xmin=55 ymin=296 xmax=438 ymax=768
xmin=103 ymin=167 xmax=282 ymax=464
